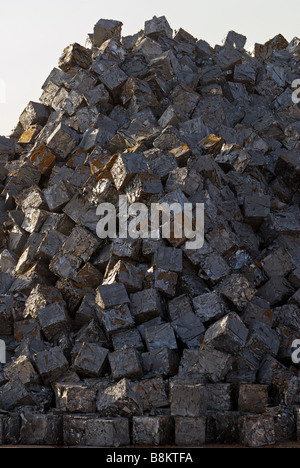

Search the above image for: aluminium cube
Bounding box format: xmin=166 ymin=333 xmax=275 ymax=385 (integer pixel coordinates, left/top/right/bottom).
xmin=142 ymin=347 xmax=180 ymax=377
xmin=109 ymin=347 xmax=143 ymax=381
xmin=96 ymin=378 xmax=143 ymax=417
xmin=49 ymin=226 xmax=99 ymax=279
xmin=243 ymin=194 xmax=271 ymax=229
xmin=144 ymin=323 xmax=178 ymax=351
xmin=206 ymin=412 xmax=240 ymax=444
xmin=171 ymin=310 xmax=205 ymax=348
xmin=154 ymin=247 xmax=183 ymax=273
xmin=36 ymin=229 xmax=67 ymax=261
xmin=240 ymin=415 xmax=275 ymax=447
xmin=112 ymin=328 xmax=144 ymax=351
xmin=0 ymin=379 xmax=36 ymax=410
xmin=199 ymin=253 xmax=231 ymax=285
xmin=19 ymin=101 xmax=49 ymax=130
xmin=36 ymin=302 xmax=70 ymax=341
xmin=132 ymin=416 xmax=174 ymax=446
xmin=54 ymin=383 xmax=97 ymax=413
xmin=175 ymin=417 xmax=206 ymax=446
xmin=204 ymin=312 xmax=248 ymax=355
xmin=111 ymin=152 xmax=148 ymax=190
xmin=170 ymin=381 xmax=207 ymax=417
xmin=95 ymin=283 xmax=130 ymax=309
xmin=219 ymin=274 xmax=257 ymax=311
xmin=144 ymin=16 xmax=173 ymax=40
xmin=256 ymin=276 xmax=294 ymax=307
xmin=33 ymin=347 xmax=69 ymax=386
xmin=238 ymin=384 xmax=268 ymax=413
xmin=73 ymin=342 xmax=109 ymax=378
xmin=63 ymin=415 xmax=130 ymax=447
xmin=19 ymin=412 xmax=63 ymax=446
xmin=3 ymin=355 xmax=39 ymax=386
xmin=154 ymin=269 xmax=178 ymax=296
xmin=93 ymin=19 xmax=123 ymax=48
xmin=131 ymin=377 xmax=169 ymax=412
xmin=96 ymin=303 xmax=135 ymax=335
xmin=46 ymin=123 xmax=80 ymax=159
xmin=43 ymin=180 xmax=72 ymax=212
xmin=130 ymin=288 xmax=163 ymax=325
xmin=103 ymin=260 xmax=146 ymax=293
xmin=261 ymin=247 xmax=295 ymax=278
xmin=58 ymin=42 xmax=92 ymax=71
xmin=168 ymin=294 xmax=194 ymax=321
xmin=29 ymin=145 xmax=56 ymax=176
xmin=192 ymin=291 xmax=226 ymax=324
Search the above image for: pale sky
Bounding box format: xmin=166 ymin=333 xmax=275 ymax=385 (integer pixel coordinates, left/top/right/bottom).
xmin=0 ymin=0 xmax=299 ymax=136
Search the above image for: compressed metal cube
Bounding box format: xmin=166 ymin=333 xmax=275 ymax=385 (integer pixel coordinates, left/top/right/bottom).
xmin=199 ymin=253 xmax=231 ymax=285
xmin=204 ymin=312 xmax=248 ymax=355
xmin=3 ymin=355 xmax=39 ymax=386
xmin=103 ymin=260 xmax=146 ymax=293
xmin=168 ymin=294 xmax=194 ymax=321
xmin=240 ymin=415 xmax=275 ymax=447
xmin=74 ymin=342 xmax=108 ymax=378
xmin=112 ymin=328 xmax=144 ymax=351
xmin=21 ymin=208 xmax=49 ymax=234
xmin=219 ymin=274 xmax=257 ymax=312
xmin=175 ymin=417 xmax=206 ymax=446
xmin=54 ymin=383 xmax=97 ymax=413
xmin=132 ymin=416 xmax=174 ymax=446
xmin=238 ymin=384 xmax=268 ymax=413
xmin=36 ymin=229 xmax=67 ymax=261
xmin=96 ymin=378 xmax=143 ymax=417
xmin=125 ymin=173 xmax=163 ymax=204
xmin=44 ymin=180 xmax=72 ymax=212
xmin=95 ymin=283 xmax=130 ymax=309
xmin=154 ymin=269 xmax=178 ymax=296
xmin=130 ymin=288 xmax=163 ymax=325
xmin=256 ymin=276 xmax=294 ymax=307
xmin=241 ymin=296 xmax=275 ymax=328
xmin=171 ymin=311 xmax=205 ymax=348
xmin=49 ymin=226 xmax=99 ymax=279
xmin=154 ymin=247 xmax=183 ymax=273
xmin=58 ymin=42 xmax=92 ymax=71
xmin=131 ymin=377 xmax=168 ymax=412
xmin=63 ymin=415 xmax=130 ymax=447
xmin=111 ymin=152 xmax=148 ymax=190
xmin=192 ymin=291 xmax=226 ymax=324
xmin=36 ymin=302 xmax=70 ymax=341
xmin=14 ymin=319 xmax=41 ymax=343
xmin=0 ymin=380 xmax=36 ymax=410
xmin=144 ymin=15 xmax=173 ymax=40
xmin=261 ymin=247 xmax=295 ymax=278
xmin=142 ymin=347 xmax=180 ymax=377
xmin=109 ymin=347 xmax=143 ymax=381
xmin=145 ymin=323 xmax=178 ymax=351
xmin=93 ymin=19 xmax=123 ymax=48
xmin=244 ymin=193 xmax=271 ymax=228
xmin=33 ymin=347 xmax=69 ymax=386
xmin=97 ymin=303 xmax=135 ymax=335
xmin=46 ymin=123 xmax=79 ymax=159
xmin=19 ymin=412 xmax=63 ymax=446
xmin=170 ymin=381 xmax=207 ymax=417
xmin=19 ymin=101 xmax=49 ymax=130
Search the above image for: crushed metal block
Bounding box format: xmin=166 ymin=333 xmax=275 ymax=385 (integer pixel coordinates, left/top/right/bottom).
xmin=132 ymin=416 xmax=174 ymax=446
xmin=109 ymin=347 xmax=143 ymax=381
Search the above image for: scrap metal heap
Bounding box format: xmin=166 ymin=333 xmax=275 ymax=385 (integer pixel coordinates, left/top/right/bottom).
xmin=0 ymin=16 xmax=300 ymax=447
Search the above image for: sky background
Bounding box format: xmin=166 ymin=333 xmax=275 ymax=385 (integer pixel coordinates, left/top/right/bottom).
xmin=0 ymin=0 xmax=299 ymax=136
